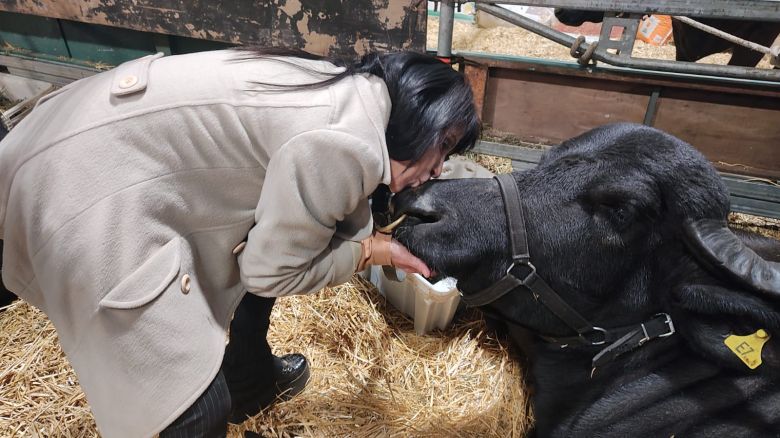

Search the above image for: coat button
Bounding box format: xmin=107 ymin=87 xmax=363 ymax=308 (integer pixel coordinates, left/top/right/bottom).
xmin=118 ymin=75 xmax=138 ymax=89
xmin=232 ymin=241 xmax=247 ymax=255
xmin=181 ymin=274 xmax=191 ymax=294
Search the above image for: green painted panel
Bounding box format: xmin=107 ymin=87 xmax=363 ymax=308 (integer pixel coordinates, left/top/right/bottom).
xmin=59 ymin=20 xmax=157 ymax=67
xmin=0 ymin=11 xmax=69 ymax=58
xmin=169 ymin=35 xmax=235 ymax=55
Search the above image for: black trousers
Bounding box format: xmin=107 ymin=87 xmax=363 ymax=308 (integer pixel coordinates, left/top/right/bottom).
xmin=160 ymin=293 xmax=276 ymax=438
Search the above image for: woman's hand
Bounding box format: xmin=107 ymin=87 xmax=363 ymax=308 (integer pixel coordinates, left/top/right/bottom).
xmin=357 ymin=231 xmax=432 ymax=278
xmin=390 ymin=239 xmax=431 ymax=278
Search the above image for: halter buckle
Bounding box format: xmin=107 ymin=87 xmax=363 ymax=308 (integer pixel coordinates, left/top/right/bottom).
xmin=638 ymin=313 xmax=675 ymax=345
xmin=657 ymin=312 xmax=675 ymax=337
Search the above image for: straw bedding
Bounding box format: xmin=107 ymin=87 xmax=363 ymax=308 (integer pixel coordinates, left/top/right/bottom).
xmin=0 ymin=270 xmax=530 ymax=438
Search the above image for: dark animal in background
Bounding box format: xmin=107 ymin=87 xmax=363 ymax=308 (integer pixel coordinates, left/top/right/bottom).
xmin=1 ymin=240 xmax=17 ymax=309
xmin=394 ymin=123 xmax=780 ymax=437
xmin=0 ymin=125 xmax=16 ymax=309
xmin=554 ymin=9 xmax=780 ymax=67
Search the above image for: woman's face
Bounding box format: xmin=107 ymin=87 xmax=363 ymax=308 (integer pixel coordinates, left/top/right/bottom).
xmin=389 ymin=130 xmax=461 ymax=193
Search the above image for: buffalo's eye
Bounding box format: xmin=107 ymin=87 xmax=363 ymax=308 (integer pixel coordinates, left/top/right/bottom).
xmin=610 ymin=204 xmax=634 ymax=229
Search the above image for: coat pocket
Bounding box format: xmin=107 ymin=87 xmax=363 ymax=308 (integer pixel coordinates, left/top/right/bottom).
xmin=99 ymin=237 xmax=181 ymax=310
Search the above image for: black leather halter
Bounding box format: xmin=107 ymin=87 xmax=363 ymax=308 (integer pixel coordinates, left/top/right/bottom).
xmin=461 ymin=174 xmax=676 ymax=370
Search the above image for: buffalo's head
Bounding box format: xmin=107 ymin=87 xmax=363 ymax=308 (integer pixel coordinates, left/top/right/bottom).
xmin=394 ymin=123 xmax=780 ymax=369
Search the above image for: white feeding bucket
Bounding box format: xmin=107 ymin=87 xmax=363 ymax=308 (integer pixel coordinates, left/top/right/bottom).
xmin=364 ymin=156 xmax=495 ymax=335
xmin=362 ymin=266 xmax=461 ymax=335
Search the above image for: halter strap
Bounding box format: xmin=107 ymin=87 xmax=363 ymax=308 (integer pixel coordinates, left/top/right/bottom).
xmin=459 ymin=174 xmax=676 ymax=368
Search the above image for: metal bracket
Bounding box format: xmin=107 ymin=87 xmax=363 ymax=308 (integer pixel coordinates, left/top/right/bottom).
xmin=643 ymin=88 xmax=662 ymax=126
xmin=598 ymin=13 xmax=642 ymax=59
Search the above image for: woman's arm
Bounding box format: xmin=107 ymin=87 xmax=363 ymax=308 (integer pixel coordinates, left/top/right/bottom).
xmin=239 ymin=129 xmax=384 ymax=297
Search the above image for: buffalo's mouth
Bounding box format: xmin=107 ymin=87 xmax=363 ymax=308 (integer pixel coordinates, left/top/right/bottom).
xmin=390 ymin=210 xmax=437 ymax=255
xmin=389 ymin=197 xmax=444 ymax=266
xmin=394 ymin=209 xmax=440 ymax=228
xmin=389 ymin=194 xmax=442 ymax=235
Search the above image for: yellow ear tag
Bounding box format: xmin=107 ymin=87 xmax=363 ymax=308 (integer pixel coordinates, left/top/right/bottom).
xmin=724 ymin=329 xmax=771 ymax=369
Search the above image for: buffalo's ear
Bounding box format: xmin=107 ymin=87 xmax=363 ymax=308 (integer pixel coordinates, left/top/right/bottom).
xmin=683 ymin=219 xmax=780 ymax=298
xmin=670 ymin=284 xmax=780 ymax=371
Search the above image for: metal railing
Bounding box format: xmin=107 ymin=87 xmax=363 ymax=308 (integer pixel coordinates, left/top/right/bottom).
xmin=435 ymin=0 xmax=780 ymax=81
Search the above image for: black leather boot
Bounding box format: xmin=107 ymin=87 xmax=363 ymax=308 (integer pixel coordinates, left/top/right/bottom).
xmin=228 ymin=353 xmax=310 ymax=424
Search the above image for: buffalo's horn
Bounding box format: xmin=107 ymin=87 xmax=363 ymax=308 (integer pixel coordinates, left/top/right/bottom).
xmin=683 ymin=219 xmax=780 ymax=298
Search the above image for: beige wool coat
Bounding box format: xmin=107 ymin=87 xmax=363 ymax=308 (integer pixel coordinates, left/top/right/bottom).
xmin=0 ymin=49 xmax=391 ymax=437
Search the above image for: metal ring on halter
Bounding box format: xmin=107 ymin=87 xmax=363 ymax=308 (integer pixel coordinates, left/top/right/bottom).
xmin=507 ymin=260 xmax=537 ymax=285
xmin=583 ymin=327 xmax=608 ymax=346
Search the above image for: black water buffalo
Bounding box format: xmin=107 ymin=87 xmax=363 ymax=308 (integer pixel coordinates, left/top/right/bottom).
xmin=393 ymin=123 xmax=780 ymax=437
xmin=555 ymin=10 xmax=780 ymax=67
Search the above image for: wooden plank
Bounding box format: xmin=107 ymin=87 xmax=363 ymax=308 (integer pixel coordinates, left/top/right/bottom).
xmin=0 ymin=54 xmax=99 ymax=86
xmin=483 ymin=67 xmax=651 ymax=145
xmin=723 ymin=174 xmax=780 ymax=204
xmin=474 ymin=141 xmax=549 ymax=162
xmin=479 ymin=60 xmax=780 ymax=180
xmin=0 ymin=0 xmax=426 ymax=56
xmin=653 ymin=89 xmax=780 ymax=179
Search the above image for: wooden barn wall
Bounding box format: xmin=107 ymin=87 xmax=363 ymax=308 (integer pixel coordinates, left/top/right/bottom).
xmin=0 ymin=0 xmax=427 ymax=56
xmin=477 ymin=64 xmax=780 ymax=180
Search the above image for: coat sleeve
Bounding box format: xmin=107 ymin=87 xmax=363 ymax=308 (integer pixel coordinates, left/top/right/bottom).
xmin=239 ymin=129 xmax=384 ymax=297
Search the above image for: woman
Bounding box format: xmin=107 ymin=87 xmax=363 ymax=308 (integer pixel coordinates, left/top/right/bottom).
xmin=0 ymin=47 xmax=479 ymax=437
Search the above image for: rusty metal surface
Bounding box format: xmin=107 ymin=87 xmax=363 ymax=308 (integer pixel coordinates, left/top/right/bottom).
xmin=0 ymin=0 xmax=426 ymax=56
xmin=464 ymin=53 xmax=780 ymax=99
xmin=464 ymin=63 xmax=488 ymax=118
xmin=475 ymin=56 xmax=780 ymax=180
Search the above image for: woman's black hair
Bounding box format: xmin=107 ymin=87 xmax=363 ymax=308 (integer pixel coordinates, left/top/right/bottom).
xmin=233 ymin=47 xmax=480 ymax=162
